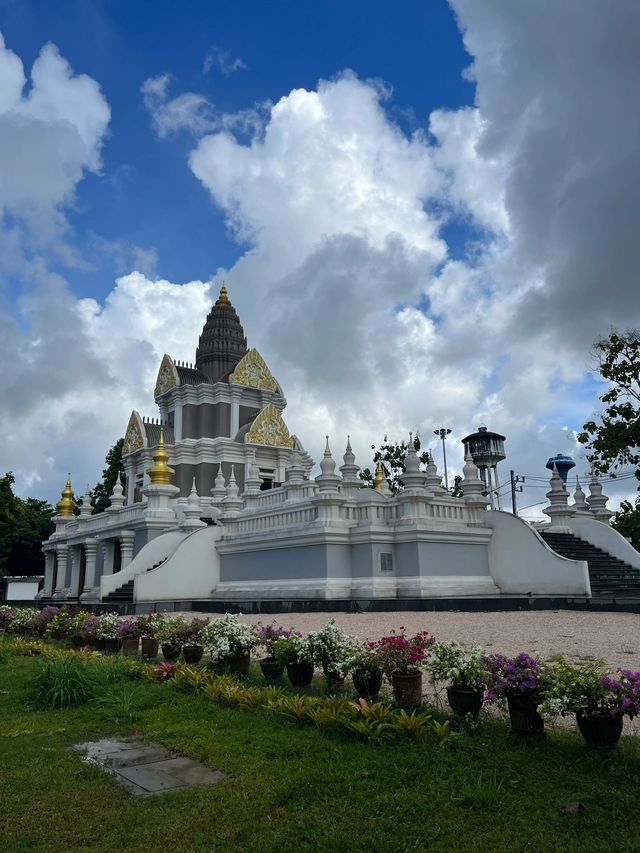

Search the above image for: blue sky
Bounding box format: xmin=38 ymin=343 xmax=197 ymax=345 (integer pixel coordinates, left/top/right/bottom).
xmin=0 ymin=0 xmax=638 ymax=512
xmin=1 ymin=0 xmax=473 ymax=298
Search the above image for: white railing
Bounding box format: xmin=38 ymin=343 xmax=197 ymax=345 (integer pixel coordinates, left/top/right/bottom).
xmin=226 ymin=506 xmax=318 ymax=535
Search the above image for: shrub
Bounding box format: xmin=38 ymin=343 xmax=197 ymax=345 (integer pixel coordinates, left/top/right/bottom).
xmin=373 ymin=628 xmax=435 ymax=676
xmin=429 ymin=641 xmax=489 ymax=691
xmin=483 ymin=652 xmax=549 ymax=703
xmin=27 ymin=658 xmax=95 ymax=709
xmin=199 ymin=613 xmax=259 ymax=663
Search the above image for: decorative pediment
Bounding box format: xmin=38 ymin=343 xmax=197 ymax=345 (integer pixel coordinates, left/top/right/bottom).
xmin=246 ymin=404 xmax=293 ymax=448
xmin=154 ymin=354 xmax=179 ymax=398
xmin=123 ymin=411 xmax=144 ymax=455
xmin=230 ymin=348 xmax=278 ymax=392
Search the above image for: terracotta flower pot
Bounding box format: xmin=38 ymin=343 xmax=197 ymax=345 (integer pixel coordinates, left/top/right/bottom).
xmin=352 ymin=669 xmax=383 ymax=701
xmin=141 ymin=637 xmax=159 ymax=659
xmin=183 ymin=644 xmax=204 ymax=664
xmin=577 ymin=712 xmax=623 ymax=749
xmin=122 ymin=638 xmax=139 ymax=656
xmin=507 ymin=694 xmax=544 ymax=736
xmin=162 ymin=643 xmax=181 ymax=662
xmin=260 ymin=658 xmax=285 ymax=682
xmin=286 ymin=660 xmax=315 ymax=688
xmin=446 ymin=686 xmax=484 ymax=718
xmin=391 ymin=671 xmax=423 ymax=708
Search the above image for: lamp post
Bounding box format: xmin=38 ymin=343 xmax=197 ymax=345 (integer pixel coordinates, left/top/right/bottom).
xmin=434 ymin=428 xmax=452 ymax=490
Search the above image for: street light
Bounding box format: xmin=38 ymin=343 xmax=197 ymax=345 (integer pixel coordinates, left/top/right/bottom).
xmin=434 ymin=428 xmax=452 ymax=490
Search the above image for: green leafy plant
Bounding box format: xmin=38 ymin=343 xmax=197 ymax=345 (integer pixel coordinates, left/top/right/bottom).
xmin=429 ymin=641 xmax=489 ymax=691
xmin=172 ymin=665 xmax=210 ymax=693
xmin=391 ymin=709 xmax=433 ymax=743
xmin=306 ymin=707 xmax=345 ymax=729
xmin=27 ymin=659 xmax=95 ymax=709
xmin=94 ymin=684 xmax=146 ymax=724
xmin=430 ymin=719 xmax=453 ymax=748
xmin=342 ymin=716 xmax=391 ymax=743
xmin=276 ymin=695 xmax=320 ymax=722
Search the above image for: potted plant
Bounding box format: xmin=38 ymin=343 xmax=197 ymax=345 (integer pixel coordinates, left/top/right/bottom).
xmin=347 ymin=642 xmax=384 ymax=701
xmin=153 ymin=615 xmax=185 ymax=661
xmin=138 ymin=612 xmax=165 ymax=658
xmin=375 ymin=628 xmax=435 ymax=708
xmin=305 ymin=620 xmax=361 ymax=692
xmin=272 ymin=634 xmax=315 ymax=688
xmin=541 ymin=657 xmax=640 ymax=748
xmin=30 ymin=606 xmax=60 ymax=637
xmin=44 ymin=607 xmax=74 ymax=641
xmin=199 ymin=613 xmax=259 ymax=675
xmin=429 ymin=641 xmax=488 ymax=718
xmin=116 ymin=617 xmax=143 ymax=655
xmin=484 ymin=652 xmax=548 ymax=736
xmin=66 ymin=610 xmax=91 ymax=647
xmin=95 ymin=612 xmax=122 ymax=654
xmin=176 ymin=617 xmax=209 ymax=664
xmin=257 ymin=623 xmax=298 ymax=682
xmin=82 ymin=614 xmax=102 ymax=649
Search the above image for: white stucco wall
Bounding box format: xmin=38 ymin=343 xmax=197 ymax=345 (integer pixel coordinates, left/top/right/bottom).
xmin=5 ymin=579 xmax=41 ymax=601
xmin=135 ymin=526 xmax=222 ymax=602
xmin=566 ymin=516 xmax=640 ymax=571
xmin=485 ymin=511 xmax=591 ymax=596
xmin=101 ymin=530 xmax=188 ymax=597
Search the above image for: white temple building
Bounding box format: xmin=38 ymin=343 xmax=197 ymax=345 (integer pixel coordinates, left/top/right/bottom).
xmin=41 ymin=287 xmax=640 ymax=611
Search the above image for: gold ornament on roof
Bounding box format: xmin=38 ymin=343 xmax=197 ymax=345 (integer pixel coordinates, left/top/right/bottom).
xmin=56 ymin=474 xmax=75 ymax=516
xmin=147 ymin=428 xmax=175 ymax=485
xmin=215 ymin=284 xmax=230 ymax=306
xmin=155 ymin=354 xmax=178 ymax=397
xmin=230 ymin=348 xmax=278 ymax=391
xmin=246 ymin=404 xmax=294 ymax=448
xmin=373 ymin=461 xmax=385 ymax=493
xmin=123 ymin=412 xmax=144 ymax=455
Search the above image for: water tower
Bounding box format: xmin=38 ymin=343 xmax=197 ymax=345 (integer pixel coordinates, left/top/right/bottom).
xmin=545 ymin=453 xmax=575 ymax=484
xmin=462 ymin=425 xmax=507 ymax=509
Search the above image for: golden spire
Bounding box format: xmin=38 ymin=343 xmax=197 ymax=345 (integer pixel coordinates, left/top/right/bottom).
xmin=215 ymin=284 xmax=230 ymax=306
xmin=147 ymin=428 xmax=175 ymax=485
xmin=56 ymin=474 xmax=75 ymax=516
xmin=373 ymin=460 xmax=385 ymax=492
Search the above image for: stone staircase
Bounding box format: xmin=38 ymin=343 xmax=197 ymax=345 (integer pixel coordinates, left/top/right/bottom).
xmin=102 ymin=558 xmax=167 ymax=604
xmin=540 ymin=531 xmax=640 ymax=600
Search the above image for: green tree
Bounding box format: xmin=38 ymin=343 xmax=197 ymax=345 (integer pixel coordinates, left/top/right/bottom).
xmin=91 ymin=438 xmax=125 ymax=514
xmin=359 ymin=435 xmax=431 ymax=495
xmin=577 ymin=330 xmax=640 ymax=479
xmin=611 ymin=500 xmax=640 ymax=551
xmin=0 ymin=472 xmax=54 ymax=577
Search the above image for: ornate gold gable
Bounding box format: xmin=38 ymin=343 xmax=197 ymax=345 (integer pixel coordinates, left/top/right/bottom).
xmin=154 ymin=354 xmax=178 ymax=397
xmin=246 ymin=404 xmax=293 ymax=448
xmin=123 ymin=412 xmax=144 ymax=455
xmin=230 ymin=348 xmax=278 ymax=392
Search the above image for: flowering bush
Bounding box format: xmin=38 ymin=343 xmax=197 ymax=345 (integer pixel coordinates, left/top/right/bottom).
xmin=0 ymin=605 xmax=17 ymax=631
xmin=116 ymin=618 xmax=143 ymax=640
xmin=9 ymin=607 xmax=38 ymax=634
xmin=540 ymin=657 xmax=640 ymax=718
xmin=271 ymin=634 xmax=315 ymax=666
xmin=94 ymin=613 xmax=121 ymax=640
xmin=31 ymin=606 xmax=60 ymax=636
xmin=174 ymin=617 xmax=210 ymax=647
xmin=305 ymin=620 xmax=363 ymax=677
xmin=257 ymin=623 xmax=299 ymax=658
xmin=373 ymin=628 xmax=435 ymax=676
xmin=199 ymin=614 xmax=259 ymax=663
xmin=343 ymin=641 xmax=384 ymax=677
xmin=82 ymin=615 xmax=100 ymax=640
xmin=134 ymin=612 xmax=167 ymax=640
xmin=429 ymin=641 xmax=489 ymax=691
xmin=483 ymin=653 xmax=549 ymax=703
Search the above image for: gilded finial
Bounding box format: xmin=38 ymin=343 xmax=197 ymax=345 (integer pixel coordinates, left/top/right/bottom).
xmin=215 ymin=284 xmax=230 ymax=306
xmin=147 ymin=427 xmax=175 ymax=485
xmin=373 ymin=460 xmax=385 ymax=492
xmin=56 ymin=473 xmax=75 ymax=516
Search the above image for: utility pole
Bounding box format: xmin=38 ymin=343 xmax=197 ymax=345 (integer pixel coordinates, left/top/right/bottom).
xmin=434 ymin=428 xmax=452 ymax=490
xmin=510 ymin=470 xmax=524 ymax=514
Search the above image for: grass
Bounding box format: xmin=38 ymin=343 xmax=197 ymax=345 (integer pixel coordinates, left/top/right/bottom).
xmin=1 ymin=641 xmax=640 ymax=852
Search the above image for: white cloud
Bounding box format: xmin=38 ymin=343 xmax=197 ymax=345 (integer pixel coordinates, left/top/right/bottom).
xmin=141 ymin=74 xmax=217 ymax=138
xmin=203 ymin=45 xmax=247 ymax=77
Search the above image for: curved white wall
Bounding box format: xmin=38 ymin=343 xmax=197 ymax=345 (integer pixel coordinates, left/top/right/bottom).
xmin=135 ymin=526 xmax=222 ymax=602
xmin=567 ymin=516 xmax=640 ymax=571
xmin=101 ymin=530 xmax=187 ymax=597
xmin=485 ymin=511 xmax=591 ymax=596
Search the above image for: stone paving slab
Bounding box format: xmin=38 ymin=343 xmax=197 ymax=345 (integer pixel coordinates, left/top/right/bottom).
xmin=72 ymin=738 xmax=228 ymax=797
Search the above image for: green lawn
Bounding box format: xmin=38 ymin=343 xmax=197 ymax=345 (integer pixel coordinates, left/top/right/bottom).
xmin=1 ymin=644 xmax=640 ymax=853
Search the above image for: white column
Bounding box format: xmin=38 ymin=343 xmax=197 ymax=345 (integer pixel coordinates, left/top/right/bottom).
xmin=84 ymin=538 xmax=99 ymax=591
xmin=43 ymin=550 xmax=56 ymax=597
xmin=173 ymin=404 xmax=183 ymax=442
xmin=53 ymin=544 xmax=68 ymax=597
xmin=124 ymin=463 xmax=136 ymax=504
xmin=68 ymin=545 xmax=80 ymax=598
xmin=120 ymin=529 xmax=135 ymax=569
xmin=230 ymin=390 xmax=240 ymax=438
